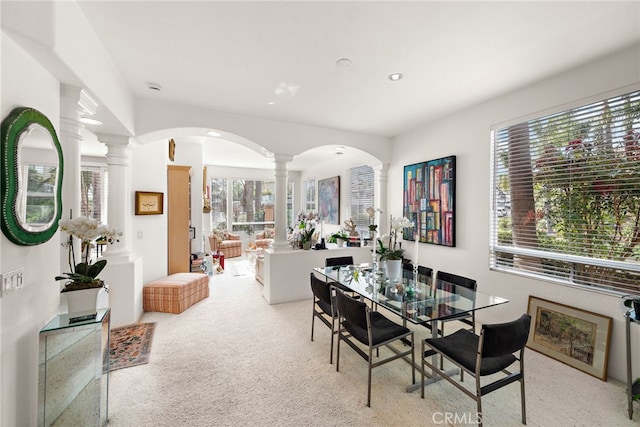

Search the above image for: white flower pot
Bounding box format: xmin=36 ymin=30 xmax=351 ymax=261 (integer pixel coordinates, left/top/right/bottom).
xmin=336 ymin=238 xmax=345 ymax=247
xmin=385 ymin=259 xmax=402 ymax=282
xmin=64 ymin=287 xmax=101 ymax=314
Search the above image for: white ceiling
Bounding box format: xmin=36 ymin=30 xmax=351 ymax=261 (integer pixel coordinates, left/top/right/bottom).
xmin=75 ymin=1 xmax=640 ymax=165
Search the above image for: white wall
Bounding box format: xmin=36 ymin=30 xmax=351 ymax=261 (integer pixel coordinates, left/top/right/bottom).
xmin=392 ymin=44 xmax=640 ymax=382
xmin=0 ymin=32 xmax=63 ymax=426
xmin=131 ymin=141 xmax=168 ymax=285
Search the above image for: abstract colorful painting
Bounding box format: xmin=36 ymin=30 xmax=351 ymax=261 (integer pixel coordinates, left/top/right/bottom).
xmin=318 ymin=176 xmax=340 ymax=224
xmin=403 ymin=156 xmax=456 ymax=246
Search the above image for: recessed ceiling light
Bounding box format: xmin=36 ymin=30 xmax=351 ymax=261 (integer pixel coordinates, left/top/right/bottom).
xmin=80 ymin=117 xmax=102 ymax=126
xmin=388 ymin=73 xmax=403 ymax=81
xmin=335 ymin=58 xmax=351 ymax=69
xmin=207 ymin=131 xmax=222 ymax=137
xmin=147 ymin=82 xmax=163 ymax=92
xmin=335 ymin=146 xmax=345 ymax=155
xmin=267 ymin=101 xmax=275 ymax=105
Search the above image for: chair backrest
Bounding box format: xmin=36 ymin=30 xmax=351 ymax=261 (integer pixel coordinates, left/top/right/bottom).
xmin=310 ymin=273 xmax=332 ymax=306
xmin=417 ymin=265 xmax=433 ymax=281
xmin=325 ymin=256 xmax=354 ymax=267
xmin=335 ymin=289 xmax=368 ymax=329
xmin=402 ymin=262 xmax=433 ymax=282
xmin=436 ymin=271 xmax=477 ymax=291
xmin=481 ymin=314 xmax=531 ymax=358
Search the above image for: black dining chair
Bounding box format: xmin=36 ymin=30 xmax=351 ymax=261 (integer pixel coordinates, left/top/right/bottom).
xmin=325 ymin=256 xmax=359 ymax=295
xmin=310 ymin=272 xmax=338 ymax=363
xmin=421 ymin=314 xmax=531 ymax=427
xmin=325 ymin=256 xmax=354 ymax=268
xmin=335 ymin=288 xmax=415 ymax=407
xmin=402 ymin=262 xmax=433 ymax=284
xmin=435 ymin=271 xmax=478 ymax=335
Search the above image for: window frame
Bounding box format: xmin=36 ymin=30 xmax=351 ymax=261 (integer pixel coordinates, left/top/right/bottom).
xmin=489 ymin=86 xmax=640 ymax=295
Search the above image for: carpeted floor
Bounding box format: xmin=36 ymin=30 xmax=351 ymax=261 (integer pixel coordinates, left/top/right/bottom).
xmin=110 ymin=322 xmax=156 ymax=371
xmin=107 ymin=258 xmax=639 ymax=426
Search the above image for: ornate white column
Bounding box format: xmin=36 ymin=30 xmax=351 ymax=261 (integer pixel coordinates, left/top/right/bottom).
xmin=375 ymin=163 xmax=390 ymax=234
xmin=97 ymin=134 xmax=134 ymax=262
xmin=59 ymin=85 xmax=97 ymax=269
xmin=96 ymin=134 xmax=142 ymax=327
xmin=272 ymin=153 xmax=293 ymax=252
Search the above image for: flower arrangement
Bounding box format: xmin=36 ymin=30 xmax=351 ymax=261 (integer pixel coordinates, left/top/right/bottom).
xmin=376 ymin=215 xmax=414 ymax=261
xmin=56 ymin=216 xmax=121 ymax=291
xmin=290 ymin=211 xmax=317 ymax=247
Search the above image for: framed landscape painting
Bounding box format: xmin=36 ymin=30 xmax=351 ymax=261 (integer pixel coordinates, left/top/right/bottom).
xmin=527 ymin=296 xmax=612 ymax=381
xmin=318 ymin=176 xmax=340 ymax=224
xmin=403 ymin=155 xmax=455 ymax=246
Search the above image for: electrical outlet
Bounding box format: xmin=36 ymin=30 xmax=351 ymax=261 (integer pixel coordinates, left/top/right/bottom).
xmin=1 ymin=267 xmax=24 ymax=295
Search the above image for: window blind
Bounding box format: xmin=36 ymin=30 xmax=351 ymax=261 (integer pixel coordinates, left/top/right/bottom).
xmin=347 ymin=165 xmax=375 ymax=231
xmin=490 ymin=90 xmax=640 ymax=293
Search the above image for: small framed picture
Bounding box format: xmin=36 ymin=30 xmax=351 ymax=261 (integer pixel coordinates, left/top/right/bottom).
xmin=135 ymin=191 xmax=164 ymax=215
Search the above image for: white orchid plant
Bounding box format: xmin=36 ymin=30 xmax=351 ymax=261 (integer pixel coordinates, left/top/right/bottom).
xmin=56 ymin=216 xmax=121 ymax=291
xmin=377 ymin=215 xmax=414 ymax=261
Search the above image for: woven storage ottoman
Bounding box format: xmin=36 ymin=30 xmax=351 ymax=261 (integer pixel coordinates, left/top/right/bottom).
xmin=143 ymin=273 xmax=210 ymax=314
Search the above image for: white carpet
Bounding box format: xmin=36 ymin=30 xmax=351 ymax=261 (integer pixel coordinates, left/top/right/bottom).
xmin=108 ymin=260 xmax=638 ymax=426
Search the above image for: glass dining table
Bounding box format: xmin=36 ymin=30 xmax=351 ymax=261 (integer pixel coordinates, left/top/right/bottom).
xmin=313 ymin=263 xmax=509 ymax=391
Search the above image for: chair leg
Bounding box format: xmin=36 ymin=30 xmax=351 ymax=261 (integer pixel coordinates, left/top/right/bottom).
xmin=521 ymin=363 xmax=527 ymax=424
xmin=411 ymin=332 xmax=416 ymax=385
xmin=336 ymin=331 xmax=341 ymax=372
xmin=330 ymin=321 xmax=335 ymax=364
xmin=311 ymin=308 xmax=315 ymax=342
xmin=476 ymin=376 xmax=483 ymax=427
xmin=421 ymin=340 xmax=426 ymax=399
xmin=367 ymin=347 xmax=373 ymax=407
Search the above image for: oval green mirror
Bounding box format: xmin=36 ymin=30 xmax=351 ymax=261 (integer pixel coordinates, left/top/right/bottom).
xmin=1 ymin=107 xmax=64 ymax=245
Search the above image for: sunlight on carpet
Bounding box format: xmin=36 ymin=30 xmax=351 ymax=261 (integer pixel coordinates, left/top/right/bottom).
xmin=110 ymin=322 xmax=156 ymax=371
xmin=226 ymin=259 xmax=254 ymax=277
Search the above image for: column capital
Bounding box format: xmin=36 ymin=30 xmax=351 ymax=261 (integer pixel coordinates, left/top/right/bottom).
xmin=60 ymin=85 xmax=99 ymax=116
xmin=273 ymin=153 xmax=294 ymax=164
xmin=98 ymin=134 xmax=131 ymax=167
xmin=97 ymin=133 xmax=132 ymax=148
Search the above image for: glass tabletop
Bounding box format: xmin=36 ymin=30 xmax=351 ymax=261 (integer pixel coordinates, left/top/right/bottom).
xmin=313 ymin=265 xmax=508 ymax=325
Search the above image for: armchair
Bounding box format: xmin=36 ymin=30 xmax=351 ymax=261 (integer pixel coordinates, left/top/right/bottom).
xmin=254 ymin=228 xmax=275 ymax=249
xmin=209 ymin=230 xmax=242 ymax=258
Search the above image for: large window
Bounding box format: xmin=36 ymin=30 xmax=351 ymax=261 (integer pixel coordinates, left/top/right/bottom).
xmin=81 ymin=165 xmax=107 ymax=223
xmin=304 ymin=179 xmax=315 ymax=213
xmin=490 ymin=90 xmax=640 ymax=293
xmin=347 ymin=165 xmax=375 ymax=233
xmin=210 ymin=178 xmax=275 ymax=233
xmin=210 ymin=178 xmax=227 ymax=229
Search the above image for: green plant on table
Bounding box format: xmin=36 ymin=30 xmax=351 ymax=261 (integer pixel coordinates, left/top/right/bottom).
xmin=329 ymin=231 xmax=348 ymax=243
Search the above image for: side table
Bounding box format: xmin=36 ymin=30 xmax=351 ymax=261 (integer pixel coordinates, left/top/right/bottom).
xmin=626 ymin=309 xmax=639 ymax=419
xmin=39 ymin=308 xmax=110 ymax=426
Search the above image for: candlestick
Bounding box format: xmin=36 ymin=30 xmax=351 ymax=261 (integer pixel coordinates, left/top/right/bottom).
xmin=413 ymin=232 xmax=419 ymax=283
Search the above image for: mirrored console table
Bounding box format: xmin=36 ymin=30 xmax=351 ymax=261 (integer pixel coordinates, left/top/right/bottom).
xmin=38 ymin=308 xmax=110 ymax=426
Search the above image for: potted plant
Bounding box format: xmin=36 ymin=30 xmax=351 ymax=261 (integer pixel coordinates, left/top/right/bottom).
xmin=56 ymin=216 xmax=121 ymax=312
xmin=329 ymin=231 xmax=348 ymax=247
xmin=301 ymin=227 xmax=315 ymax=250
xmin=622 ymin=295 xmax=640 ymax=316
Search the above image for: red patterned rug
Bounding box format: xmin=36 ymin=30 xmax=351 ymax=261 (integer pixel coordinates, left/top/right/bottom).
xmin=109 ymin=322 xmax=156 ymax=371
